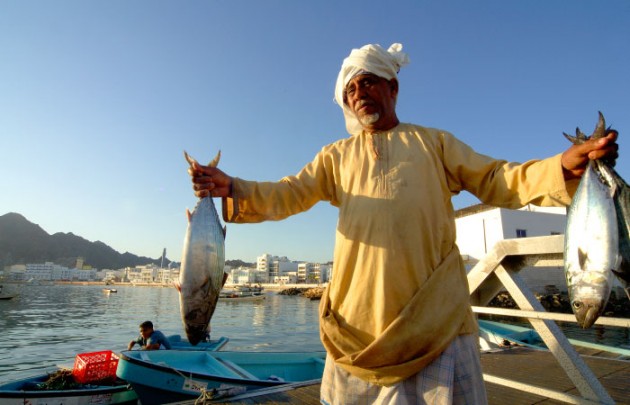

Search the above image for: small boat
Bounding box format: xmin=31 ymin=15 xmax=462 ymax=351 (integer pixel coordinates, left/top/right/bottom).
xmin=478 ymin=319 xmax=630 ymax=359
xmin=102 ymin=288 xmax=118 ymax=293
xmin=220 ymin=285 xmax=266 ymax=301
xmin=117 ymin=350 xmax=326 ymax=404
xmin=219 ymin=291 xmax=266 ymax=301
xmin=233 ymin=284 xmax=264 ymax=293
xmin=0 ymin=368 xmax=137 ymax=405
xmin=167 ymin=335 xmax=229 ymax=351
xmin=0 ymin=286 xmax=17 ymax=301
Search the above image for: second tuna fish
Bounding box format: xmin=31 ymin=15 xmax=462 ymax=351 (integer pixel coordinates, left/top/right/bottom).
xmin=563 ymin=112 xmax=624 ymax=329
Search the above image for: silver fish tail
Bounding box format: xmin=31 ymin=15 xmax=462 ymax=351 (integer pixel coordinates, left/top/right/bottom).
xmin=179 ymin=151 xmax=227 ymax=345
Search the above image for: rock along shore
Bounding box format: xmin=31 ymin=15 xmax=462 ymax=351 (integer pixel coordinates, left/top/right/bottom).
xmin=278 ymin=286 xmax=325 ymax=299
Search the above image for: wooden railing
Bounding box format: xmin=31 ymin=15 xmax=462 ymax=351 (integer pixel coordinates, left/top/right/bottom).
xmin=468 ymin=234 xmax=630 ymax=405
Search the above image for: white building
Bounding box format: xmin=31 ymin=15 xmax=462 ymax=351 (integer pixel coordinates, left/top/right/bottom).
xmin=125 ymin=264 xmax=161 ymax=284
xmin=6 ymin=264 xmax=26 ymax=281
xmin=273 ymin=272 xmax=298 ymax=284
xmin=317 ymin=263 xmax=332 ymax=283
xmin=297 ymin=262 xmax=313 ymax=283
xmin=297 ymin=262 xmax=330 ymax=284
xmin=455 ymin=203 xmax=567 ymax=293
xmin=8 ymin=262 xmax=98 ymax=281
xmin=257 ymin=254 xmax=299 ymax=282
xmin=226 ymin=266 xmax=265 ymax=285
xmin=24 ymin=262 xmax=57 ymax=280
xmin=156 ymin=268 xmax=179 ymax=284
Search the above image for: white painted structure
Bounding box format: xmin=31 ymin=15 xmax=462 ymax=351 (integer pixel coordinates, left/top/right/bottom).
xmin=455 ymin=204 xmax=568 ymax=292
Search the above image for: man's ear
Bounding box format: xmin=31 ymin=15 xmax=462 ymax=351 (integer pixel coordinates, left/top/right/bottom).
xmin=389 ymin=79 xmax=399 ymax=97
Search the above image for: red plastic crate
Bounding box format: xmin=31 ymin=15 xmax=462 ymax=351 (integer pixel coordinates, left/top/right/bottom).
xmin=72 ymin=350 xmax=119 ymax=384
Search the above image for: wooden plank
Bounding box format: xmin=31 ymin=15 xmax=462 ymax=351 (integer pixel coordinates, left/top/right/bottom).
xmin=183 ymin=348 xmax=630 ymax=404
xmin=480 ymin=348 xmax=630 ymax=405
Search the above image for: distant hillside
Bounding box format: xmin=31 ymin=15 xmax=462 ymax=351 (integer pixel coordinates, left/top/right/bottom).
xmin=0 ymin=212 xmax=169 ymax=270
xmin=0 ymin=213 xmax=255 ymax=271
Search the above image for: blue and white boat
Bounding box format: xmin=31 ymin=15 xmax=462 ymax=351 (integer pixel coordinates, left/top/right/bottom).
xmin=478 ymin=319 xmax=630 ymax=359
xmin=0 ymin=368 xmax=137 ymax=405
xmin=117 ymin=350 xmax=326 ymax=404
xmin=167 ymin=335 xmax=229 ymax=351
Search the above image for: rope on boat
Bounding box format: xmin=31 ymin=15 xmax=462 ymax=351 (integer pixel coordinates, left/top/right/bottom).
xmin=195 ymin=386 xmax=247 ymax=404
xmin=161 ymin=362 xmax=246 ymax=404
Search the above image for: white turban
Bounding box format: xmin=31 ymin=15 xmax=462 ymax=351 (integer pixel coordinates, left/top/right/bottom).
xmin=334 ymin=43 xmax=410 ymax=135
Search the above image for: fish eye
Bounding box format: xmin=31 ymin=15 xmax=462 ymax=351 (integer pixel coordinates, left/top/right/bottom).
xmin=572 ymin=302 xmax=583 ymax=309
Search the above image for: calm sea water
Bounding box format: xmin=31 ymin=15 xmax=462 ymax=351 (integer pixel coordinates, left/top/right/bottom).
xmin=1 ymin=284 xmax=629 ymax=383
xmin=0 ymin=284 xmax=323 ymax=381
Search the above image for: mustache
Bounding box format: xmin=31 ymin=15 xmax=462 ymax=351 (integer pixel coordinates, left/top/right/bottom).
xmin=355 ymin=100 xmax=375 ymax=110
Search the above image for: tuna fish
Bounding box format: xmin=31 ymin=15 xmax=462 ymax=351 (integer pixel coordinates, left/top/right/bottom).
xmin=563 ymin=112 xmax=620 ymax=328
xmin=178 ymin=151 xmax=227 ymax=345
xmin=595 ymin=160 xmax=630 ymax=299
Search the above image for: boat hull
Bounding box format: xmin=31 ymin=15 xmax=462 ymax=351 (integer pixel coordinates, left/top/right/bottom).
xmin=0 ymin=370 xmax=137 ymax=405
xmin=167 ymin=335 xmax=229 ymax=351
xmin=219 ymin=286 xmax=266 ymax=301
xmin=117 ymin=350 xmax=326 ymax=404
xmin=220 ymin=294 xmax=266 ymax=302
xmin=478 ymin=319 xmax=630 ymax=359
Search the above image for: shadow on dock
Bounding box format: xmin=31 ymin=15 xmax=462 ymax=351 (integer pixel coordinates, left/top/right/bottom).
xmin=172 ymin=347 xmax=629 ymax=404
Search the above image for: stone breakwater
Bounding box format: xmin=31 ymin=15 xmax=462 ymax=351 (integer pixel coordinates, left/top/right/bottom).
xmin=279 ymin=286 xmax=630 ymax=317
xmin=279 ymin=287 xmax=325 ymax=299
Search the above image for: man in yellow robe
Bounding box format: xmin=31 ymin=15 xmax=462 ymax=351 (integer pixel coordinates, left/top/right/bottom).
xmin=188 ymin=43 xmax=618 ymax=404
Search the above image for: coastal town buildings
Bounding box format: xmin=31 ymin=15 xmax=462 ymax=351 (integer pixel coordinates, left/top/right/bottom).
xmin=1 ymin=203 xmax=584 ymax=290
xmin=3 ymin=262 xmax=97 ymax=282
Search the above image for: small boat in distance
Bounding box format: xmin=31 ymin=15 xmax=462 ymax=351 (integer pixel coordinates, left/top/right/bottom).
xmin=220 ymin=284 xmax=265 ymax=301
xmin=0 ymin=285 xmax=17 ymax=301
xmin=102 ymin=288 xmax=117 ymax=294
xmin=117 ymin=350 xmax=326 ymax=404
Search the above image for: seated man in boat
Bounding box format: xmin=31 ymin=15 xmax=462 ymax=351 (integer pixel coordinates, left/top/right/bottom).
xmin=127 ymin=320 xmax=172 ymax=350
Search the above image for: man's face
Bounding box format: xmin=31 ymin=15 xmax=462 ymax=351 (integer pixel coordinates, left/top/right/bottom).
xmin=140 ymin=327 xmax=152 ymax=339
xmin=344 ymin=74 xmax=398 ymax=132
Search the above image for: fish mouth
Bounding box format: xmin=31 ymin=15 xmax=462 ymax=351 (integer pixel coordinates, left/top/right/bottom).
xmin=572 ymin=300 xmax=604 ymax=329
xmin=185 ymin=323 xmax=209 ymax=346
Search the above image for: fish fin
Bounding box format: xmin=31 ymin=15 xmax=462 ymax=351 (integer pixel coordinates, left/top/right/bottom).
xmin=563 ymin=132 xmax=581 ymax=145
xmin=208 ymin=150 xmax=221 ymax=168
xmin=199 ymin=276 xmax=211 ymax=296
xmin=173 ymin=280 xmax=181 ymax=292
xmin=222 ymin=225 xmax=227 ymax=239
xmin=592 ymin=111 xmax=606 ymax=139
xmin=184 ymin=151 xmax=198 ymax=167
xmin=222 ymin=272 xmax=229 ymax=287
xmin=576 ymin=127 xmax=589 ymax=141
xmin=186 ymin=208 xmax=192 ymax=222
xmin=578 ymin=248 xmax=588 ymax=269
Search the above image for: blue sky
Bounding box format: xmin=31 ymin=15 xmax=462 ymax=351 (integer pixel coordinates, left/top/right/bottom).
xmin=1 ymin=1 xmax=628 ymax=265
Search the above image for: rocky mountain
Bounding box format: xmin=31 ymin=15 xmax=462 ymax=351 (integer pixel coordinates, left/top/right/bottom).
xmin=0 ymin=212 xmax=168 ymax=270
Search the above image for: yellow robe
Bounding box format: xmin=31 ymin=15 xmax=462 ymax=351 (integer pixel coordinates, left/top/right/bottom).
xmin=222 ymin=123 xmax=576 ymax=385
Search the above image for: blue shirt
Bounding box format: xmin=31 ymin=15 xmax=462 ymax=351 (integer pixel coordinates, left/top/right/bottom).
xmin=134 ymin=330 xmax=172 ymax=349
